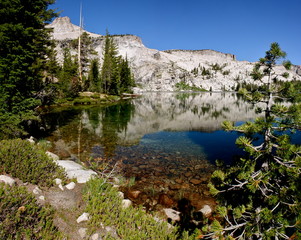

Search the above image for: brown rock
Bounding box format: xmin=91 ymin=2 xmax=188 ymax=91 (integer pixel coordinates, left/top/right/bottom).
xmin=175 ymin=178 xmax=184 ymax=184
xmin=169 ymin=184 xmax=182 ymax=190
xmin=190 ymin=179 xmax=202 ymax=185
xmin=128 ymin=190 xmax=141 ymax=199
xmin=184 ymin=172 xmax=193 ymax=178
xmin=158 ymin=194 xmax=174 ymax=207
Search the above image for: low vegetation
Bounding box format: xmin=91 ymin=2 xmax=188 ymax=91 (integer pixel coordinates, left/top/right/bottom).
xmin=0 ymin=139 xmax=66 ymax=186
xmin=83 ymin=178 xmax=198 ymax=239
xmin=0 ymin=183 xmax=63 ymax=240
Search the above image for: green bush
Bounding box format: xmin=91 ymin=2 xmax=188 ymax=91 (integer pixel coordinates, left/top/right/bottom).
xmin=0 ymin=183 xmax=63 ymax=240
xmin=0 ymin=139 xmax=66 ymax=186
xmin=83 ymin=178 xmax=194 ymax=240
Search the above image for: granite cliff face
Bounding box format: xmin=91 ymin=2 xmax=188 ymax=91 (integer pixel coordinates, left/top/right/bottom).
xmin=46 ymin=17 xmax=301 ymax=92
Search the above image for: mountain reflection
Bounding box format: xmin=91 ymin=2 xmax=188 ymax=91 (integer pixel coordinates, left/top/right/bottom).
xmin=80 ymin=92 xmax=260 ymax=146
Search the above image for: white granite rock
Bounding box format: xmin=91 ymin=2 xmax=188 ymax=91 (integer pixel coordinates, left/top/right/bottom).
xmin=39 ymin=196 xmax=45 ymax=201
xmin=33 ymin=186 xmax=42 ymax=195
xmin=46 ymin=151 xmax=60 ymax=161
xmin=199 ymin=205 xmax=212 ymax=217
xmin=0 ymin=175 xmax=15 ymax=186
xmin=56 ymin=160 xmax=97 ymax=183
xmin=65 ymin=182 xmax=76 ymax=190
xmin=163 ymin=208 xmax=180 ymax=221
xmin=58 ymin=184 xmax=64 ymax=191
xmin=54 ymin=178 xmax=62 ymax=185
xmin=78 ymin=228 xmax=87 ymax=239
xmin=118 ymin=191 xmax=124 ymax=199
xmin=77 ymin=212 xmax=90 ymax=223
xmin=121 ymin=199 xmax=132 ymax=209
xmin=90 ymin=233 xmax=100 ymax=240
xmin=27 ymin=136 xmax=35 ymax=144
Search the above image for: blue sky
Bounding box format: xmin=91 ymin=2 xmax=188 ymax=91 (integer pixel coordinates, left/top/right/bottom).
xmin=51 ymin=0 xmax=301 ymax=65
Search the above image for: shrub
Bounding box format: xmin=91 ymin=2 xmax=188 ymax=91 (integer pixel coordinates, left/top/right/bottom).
xmin=83 ymin=178 xmax=196 ymax=239
xmin=0 ymin=139 xmax=66 ymax=186
xmin=0 ymin=183 xmax=63 ymax=239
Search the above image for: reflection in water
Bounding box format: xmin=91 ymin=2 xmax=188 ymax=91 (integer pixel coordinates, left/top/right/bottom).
xmin=42 ymin=92 xmax=261 ymax=213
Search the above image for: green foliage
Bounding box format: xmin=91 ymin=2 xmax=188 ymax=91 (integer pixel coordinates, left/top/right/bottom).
xmin=205 ymin=43 xmax=301 ymax=239
xmin=101 ymin=32 xmax=135 ymax=95
xmin=88 ymin=58 xmax=101 ymax=92
xmin=0 ymin=139 xmax=66 ymax=186
xmin=57 ymin=48 xmax=80 ymax=98
xmin=0 ymin=183 xmax=63 ymax=240
xmin=0 ymin=0 xmax=57 ymax=137
xmin=83 ymin=178 xmax=180 ymax=239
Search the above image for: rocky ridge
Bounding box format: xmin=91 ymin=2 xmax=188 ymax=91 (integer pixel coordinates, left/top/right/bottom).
xmin=46 ymin=17 xmax=301 ymax=92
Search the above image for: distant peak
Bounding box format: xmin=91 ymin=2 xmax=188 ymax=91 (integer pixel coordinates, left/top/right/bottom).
xmin=51 ymin=16 xmax=72 ymax=24
xmin=46 ymin=16 xmax=100 ymax=40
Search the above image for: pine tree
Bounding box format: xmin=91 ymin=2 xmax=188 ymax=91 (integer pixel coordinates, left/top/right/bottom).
xmin=0 ymin=0 xmax=56 ymax=138
xmin=204 ymin=43 xmax=301 ymax=239
xmin=58 ymin=48 xmax=79 ymax=98
xmin=100 ymin=31 xmax=134 ymax=95
xmin=71 ymin=32 xmax=97 ymax=89
xmin=88 ymin=58 xmax=100 ymax=92
xmin=119 ymin=56 xmax=135 ymax=93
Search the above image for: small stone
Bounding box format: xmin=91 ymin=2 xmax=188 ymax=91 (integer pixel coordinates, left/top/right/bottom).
xmin=122 ymin=199 xmax=132 ymax=209
xmin=199 ymin=205 xmax=212 ymax=217
xmin=58 ymin=184 xmax=64 ymax=191
xmin=78 ymin=228 xmax=87 ymax=239
xmin=113 ymin=177 xmax=120 ymax=184
xmin=33 ymin=186 xmax=42 ymax=195
xmin=39 ymin=196 xmax=45 ymax=201
xmin=190 ymin=179 xmax=202 ymax=185
xmin=91 ymin=233 xmax=100 ymax=240
xmin=0 ymin=175 xmax=15 ymax=186
xmin=118 ymin=191 xmax=124 ymax=199
xmin=175 ymin=178 xmax=183 ymax=184
xmin=128 ymin=190 xmax=141 ymax=199
xmin=194 ymin=165 xmax=202 ymax=170
xmin=46 ymin=151 xmax=60 ymax=161
xmin=169 ymin=184 xmax=182 ymax=190
xmin=184 ymin=172 xmax=192 ymax=178
xmin=158 ymin=194 xmax=174 ymax=207
xmin=163 ymin=208 xmax=180 ymax=221
xmin=54 ymin=178 xmax=62 ymax=185
xmin=77 ymin=212 xmax=90 ymax=223
xmin=27 ymin=136 xmax=35 ymax=144
xmin=65 ymin=182 xmax=76 ymax=190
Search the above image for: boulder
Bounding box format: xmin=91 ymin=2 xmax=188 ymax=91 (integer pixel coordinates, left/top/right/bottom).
xmin=56 ymin=160 xmax=97 ymax=183
xmin=46 ymin=151 xmax=60 ymax=161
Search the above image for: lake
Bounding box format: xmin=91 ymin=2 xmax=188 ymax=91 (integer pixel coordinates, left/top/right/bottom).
xmin=41 ymin=92 xmax=264 ymax=210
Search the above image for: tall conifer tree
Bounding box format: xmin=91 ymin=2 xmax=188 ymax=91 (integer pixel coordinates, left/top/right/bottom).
xmin=0 ymin=0 xmax=56 ymax=138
